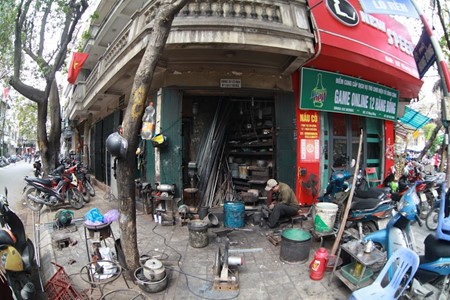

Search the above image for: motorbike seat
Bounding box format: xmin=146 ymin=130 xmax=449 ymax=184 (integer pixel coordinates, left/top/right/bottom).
xmin=355 ymin=187 xmax=388 ymax=200
xmin=350 ymin=196 xmax=382 ymax=210
xmin=25 ymin=176 xmax=54 ymax=186
xmin=423 ymin=233 xmax=450 ymax=262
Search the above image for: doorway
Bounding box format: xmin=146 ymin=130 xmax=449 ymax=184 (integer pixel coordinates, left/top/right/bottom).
xmin=329 ymin=113 xmax=365 ymax=169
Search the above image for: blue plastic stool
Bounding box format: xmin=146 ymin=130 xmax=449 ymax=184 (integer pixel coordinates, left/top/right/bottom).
xmin=348 ymin=247 xmax=419 ymax=300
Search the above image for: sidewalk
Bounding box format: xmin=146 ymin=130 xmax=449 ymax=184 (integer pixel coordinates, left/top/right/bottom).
xmin=33 ymin=182 xmax=355 ymax=300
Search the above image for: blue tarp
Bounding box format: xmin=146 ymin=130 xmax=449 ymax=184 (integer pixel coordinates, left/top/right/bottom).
xmin=398 ymin=106 xmax=431 ymax=130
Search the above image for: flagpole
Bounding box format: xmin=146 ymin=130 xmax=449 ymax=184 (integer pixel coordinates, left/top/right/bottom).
xmin=410 ymin=0 xmax=450 ymax=97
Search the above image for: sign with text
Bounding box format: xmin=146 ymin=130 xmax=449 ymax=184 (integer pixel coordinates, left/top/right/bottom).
xmin=359 ymin=0 xmax=419 ymax=18
xmin=300 ymin=68 xmax=398 ymax=120
xmin=413 ymin=29 xmax=436 ymax=79
xmin=220 ymin=79 xmax=241 ymax=88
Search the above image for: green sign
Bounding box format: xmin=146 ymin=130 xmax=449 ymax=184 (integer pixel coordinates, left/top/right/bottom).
xmin=300 ymin=68 xmax=398 ymax=121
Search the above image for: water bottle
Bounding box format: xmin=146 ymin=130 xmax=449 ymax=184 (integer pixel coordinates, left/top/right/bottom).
xmin=141 ymin=102 xmax=155 ymax=140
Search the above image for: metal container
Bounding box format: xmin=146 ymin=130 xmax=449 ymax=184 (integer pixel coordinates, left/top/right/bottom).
xmin=224 ymin=201 xmax=245 ymax=228
xmin=280 ymin=228 xmax=311 ymax=264
xmin=134 ymin=267 xmax=168 ymax=293
xmin=188 ymin=220 xmax=209 ymax=248
xmin=142 ymin=258 xmax=166 ymax=281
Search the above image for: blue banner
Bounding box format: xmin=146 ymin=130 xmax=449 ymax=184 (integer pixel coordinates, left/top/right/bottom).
xmin=359 ymin=0 xmax=419 ymax=18
xmin=413 ymin=29 xmax=436 ymax=79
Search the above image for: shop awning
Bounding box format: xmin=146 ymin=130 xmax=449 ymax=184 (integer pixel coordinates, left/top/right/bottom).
xmin=398 ymin=106 xmax=431 ymax=130
xmin=395 ymin=106 xmax=431 ymax=139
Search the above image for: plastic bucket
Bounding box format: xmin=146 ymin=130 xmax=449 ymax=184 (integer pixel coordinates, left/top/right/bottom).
xmin=188 ymin=220 xmax=209 ymax=248
xmin=280 ymin=228 xmax=311 ymax=264
xmin=314 ymin=203 xmax=338 ymax=233
xmin=224 ymin=201 xmax=245 ymax=228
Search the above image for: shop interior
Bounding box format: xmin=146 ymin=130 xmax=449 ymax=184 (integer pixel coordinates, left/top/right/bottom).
xmin=182 ymin=96 xmax=276 ymax=208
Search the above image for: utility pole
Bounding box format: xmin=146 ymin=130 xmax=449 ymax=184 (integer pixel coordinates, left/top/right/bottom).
xmin=410 ymin=0 xmax=450 ymax=183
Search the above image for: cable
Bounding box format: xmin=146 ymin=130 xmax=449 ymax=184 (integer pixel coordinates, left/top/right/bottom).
xmin=150 ymin=224 xmax=240 ymax=300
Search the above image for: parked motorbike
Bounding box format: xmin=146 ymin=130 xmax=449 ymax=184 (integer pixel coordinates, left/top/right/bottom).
xmin=363 ymin=183 xmax=450 ymax=299
xmin=32 ymin=159 xmax=42 ymax=178
xmin=320 ymin=162 xmax=394 ymax=235
xmin=76 ymin=163 xmax=95 ymax=197
xmin=23 ymin=165 xmax=85 ymax=211
xmin=0 ymin=188 xmax=36 ymax=299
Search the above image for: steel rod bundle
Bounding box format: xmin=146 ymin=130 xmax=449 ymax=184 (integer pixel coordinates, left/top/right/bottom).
xmin=196 ymin=99 xmax=232 ymax=210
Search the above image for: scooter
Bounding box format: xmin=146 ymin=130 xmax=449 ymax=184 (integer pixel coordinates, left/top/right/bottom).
xmin=320 ymin=162 xmax=394 ymax=235
xmin=363 ymin=183 xmax=450 ymax=300
xmin=0 ymin=188 xmax=36 ymax=299
xmin=23 ymin=165 xmax=84 ymax=211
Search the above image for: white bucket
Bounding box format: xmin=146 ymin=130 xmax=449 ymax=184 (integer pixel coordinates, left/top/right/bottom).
xmin=314 ymin=203 xmax=339 ymax=233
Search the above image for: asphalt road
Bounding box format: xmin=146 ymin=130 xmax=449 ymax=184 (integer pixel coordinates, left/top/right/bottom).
xmin=0 ymin=159 xmax=34 ymax=211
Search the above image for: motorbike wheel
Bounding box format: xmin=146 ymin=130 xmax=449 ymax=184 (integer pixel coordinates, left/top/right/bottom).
xmin=79 ymin=184 xmax=90 ymax=203
xmin=360 ymin=221 xmax=378 ymax=236
xmin=23 ymin=187 xmax=43 ymax=211
xmin=85 ymin=180 xmax=96 ymax=197
xmin=67 ymin=188 xmax=84 ymax=209
xmin=419 ymin=201 xmax=431 ymax=220
xmin=425 ymin=207 xmax=439 ymax=231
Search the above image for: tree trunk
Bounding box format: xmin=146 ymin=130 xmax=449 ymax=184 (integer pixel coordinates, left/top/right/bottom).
xmin=36 ymin=79 xmax=61 ymax=175
xmin=419 ymin=119 xmax=442 ymax=161
xmin=116 ymin=0 xmax=189 ymax=277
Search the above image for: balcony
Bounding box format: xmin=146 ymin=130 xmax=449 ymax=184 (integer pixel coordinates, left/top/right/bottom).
xmin=67 ymin=0 xmax=314 ymax=120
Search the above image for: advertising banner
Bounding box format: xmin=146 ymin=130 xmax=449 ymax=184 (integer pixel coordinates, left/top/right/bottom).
xmin=300 ymin=68 xmax=398 ymax=121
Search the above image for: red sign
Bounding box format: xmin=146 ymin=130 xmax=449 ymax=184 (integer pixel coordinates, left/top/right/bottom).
xmin=307 ymin=0 xmax=422 ymax=98
xmin=297 ymin=109 xmax=321 ymax=205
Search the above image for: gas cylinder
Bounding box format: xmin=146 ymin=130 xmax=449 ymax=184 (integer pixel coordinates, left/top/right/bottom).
xmin=309 ymin=247 xmax=328 ymax=280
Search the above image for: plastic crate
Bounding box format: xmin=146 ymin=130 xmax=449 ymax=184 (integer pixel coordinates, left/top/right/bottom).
xmin=45 ymin=262 xmax=84 ymax=300
xmin=340 ymin=262 xmax=374 ymax=285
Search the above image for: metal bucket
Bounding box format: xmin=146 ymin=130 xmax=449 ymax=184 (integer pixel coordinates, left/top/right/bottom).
xmin=279 ymin=228 xmax=311 ymax=264
xmin=188 ymin=220 xmax=209 ymax=248
xmin=224 ymin=201 xmax=245 ymax=228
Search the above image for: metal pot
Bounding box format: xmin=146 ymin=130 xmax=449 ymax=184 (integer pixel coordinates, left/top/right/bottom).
xmin=135 ymin=267 xmax=169 ymax=293
xmin=142 ymin=258 xmax=166 ymax=281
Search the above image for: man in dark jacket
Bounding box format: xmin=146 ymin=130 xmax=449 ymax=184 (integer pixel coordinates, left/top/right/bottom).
xmin=264 ymin=179 xmax=299 ymax=228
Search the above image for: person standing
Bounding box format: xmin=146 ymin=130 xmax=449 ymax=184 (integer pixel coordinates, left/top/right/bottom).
xmin=264 ymin=179 xmax=299 ymax=228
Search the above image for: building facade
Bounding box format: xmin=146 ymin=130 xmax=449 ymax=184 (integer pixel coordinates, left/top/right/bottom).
xmin=65 ymin=0 xmax=422 ymax=205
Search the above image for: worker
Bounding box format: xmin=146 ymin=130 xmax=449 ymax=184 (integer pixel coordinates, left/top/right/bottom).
xmin=263 ymin=179 xmax=299 ymax=228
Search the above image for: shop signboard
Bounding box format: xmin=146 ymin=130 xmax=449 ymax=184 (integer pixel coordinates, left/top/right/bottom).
xmin=359 ymin=0 xmax=419 ymax=18
xmin=413 ymin=29 xmax=436 ymax=79
xmin=300 ymin=68 xmax=398 ymax=121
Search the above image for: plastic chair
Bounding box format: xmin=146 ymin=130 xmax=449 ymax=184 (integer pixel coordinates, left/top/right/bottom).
xmin=348 ymin=247 xmax=419 ymax=300
xmin=365 ymin=167 xmax=382 ymax=187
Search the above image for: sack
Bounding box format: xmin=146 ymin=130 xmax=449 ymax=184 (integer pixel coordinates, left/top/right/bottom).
xmin=103 ymin=209 xmax=119 ymax=223
xmin=85 ymin=208 xmax=104 ymax=223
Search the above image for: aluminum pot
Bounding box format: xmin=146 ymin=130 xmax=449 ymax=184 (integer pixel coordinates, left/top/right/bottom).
xmin=142 ymin=258 xmax=166 ymax=281
xmin=134 ymin=267 xmax=169 ymax=293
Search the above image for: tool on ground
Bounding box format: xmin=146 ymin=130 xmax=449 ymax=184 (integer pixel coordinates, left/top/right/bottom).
xmin=213 ymin=242 xmax=243 ymax=290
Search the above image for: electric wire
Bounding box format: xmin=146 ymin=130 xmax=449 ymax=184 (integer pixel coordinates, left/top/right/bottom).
xmin=151 ymin=224 xmax=240 ymax=300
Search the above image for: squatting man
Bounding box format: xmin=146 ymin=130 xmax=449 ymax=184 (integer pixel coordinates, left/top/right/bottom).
xmin=262 ymin=179 xmax=299 ymax=228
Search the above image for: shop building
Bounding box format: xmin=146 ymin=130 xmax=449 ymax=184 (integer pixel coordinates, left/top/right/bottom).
xmin=65 ymin=0 xmax=422 ymax=205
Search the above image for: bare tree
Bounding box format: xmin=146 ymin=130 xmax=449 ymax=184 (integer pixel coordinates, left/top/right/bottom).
xmin=117 ymin=0 xmax=189 ymax=275
xmin=8 ymin=0 xmax=88 ymax=174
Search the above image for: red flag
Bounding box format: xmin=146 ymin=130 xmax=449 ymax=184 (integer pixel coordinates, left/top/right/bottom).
xmin=67 ymin=52 xmax=89 ymax=84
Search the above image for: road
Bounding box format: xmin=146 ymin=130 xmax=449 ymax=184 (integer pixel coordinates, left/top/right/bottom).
xmin=0 ymin=160 xmax=34 ymax=212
